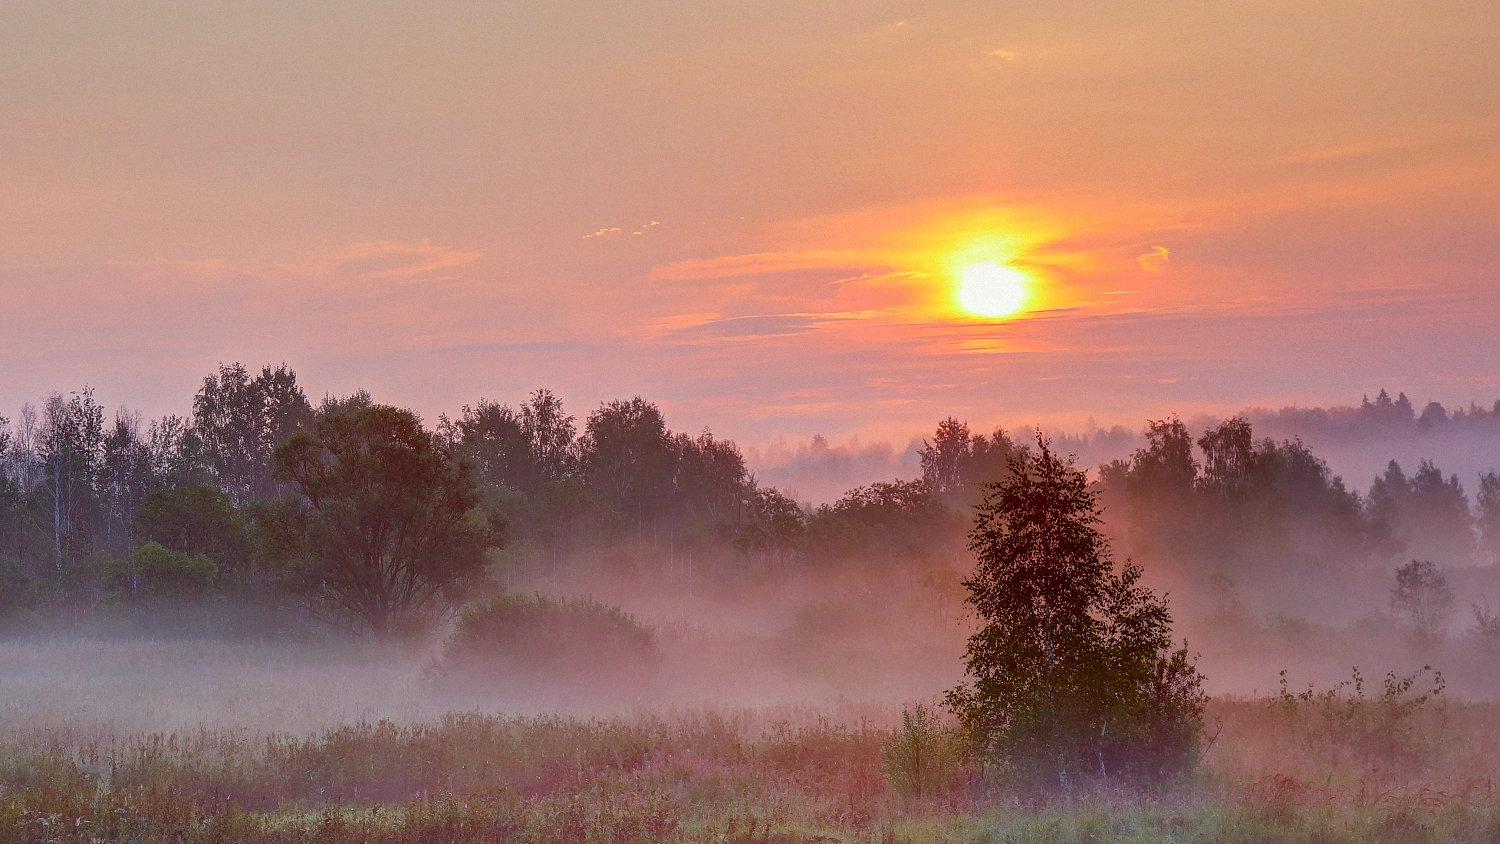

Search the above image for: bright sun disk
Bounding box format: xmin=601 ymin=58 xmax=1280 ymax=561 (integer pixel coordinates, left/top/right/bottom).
xmin=956 ymin=262 xmax=1027 ymax=318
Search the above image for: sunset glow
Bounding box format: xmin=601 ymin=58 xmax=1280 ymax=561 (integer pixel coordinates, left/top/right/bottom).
xmin=0 ymin=1 xmax=1495 ymax=445
xmin=956 ymin=262 xmax=1028 ymax=318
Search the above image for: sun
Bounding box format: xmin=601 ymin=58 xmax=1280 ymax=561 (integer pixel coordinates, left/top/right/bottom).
xmin=956 ymin=262 xmax=1028 ymax=318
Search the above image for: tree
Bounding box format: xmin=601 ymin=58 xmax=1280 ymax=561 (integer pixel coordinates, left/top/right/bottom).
xmin=673 ymin=429 xmax=753 ymax=523
xmin=109 ymin=542 xmax=218 ymax=601
xmin=1370 ymin=460 xmax=1474 ymax=564
xmin=274 ymin=405 xmax=504 ymax=635
xmin=519 ymin=389 xmax=577 ymax=484
xmin=921 ymin=418 xmax=974 ymax=496
xmin=578 ymin=398 xmax=677 ymax=532
xmin=439 ymin=399 xmax=532 ymax=490
xmin=131 ymin=484 xmax=252 ymax=572
xmin=731 ymin=487 xmax=807 ymax=569
xmin=920 ymin=418 xmax=1019 ymax=507
xmin=193 ymin=363 xmax=314 ymax=505
xmin=1196 ymin=417 xmax=1256 ymax=497
xmin=946 ymin=436 xmax=1205 ymax=786
xmin=1391 ymin=560 xmax=1454 ymax=644
xmin=39 ymin=389 xmax=106 ymax=566
xmin=100 ymin=410 xmax=157 ymax=554
xmin=1479 ymin=471 xmax=1500 ymax=565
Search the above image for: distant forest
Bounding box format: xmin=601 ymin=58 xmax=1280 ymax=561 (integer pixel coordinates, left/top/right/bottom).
xmin=1 ymin=364 xmax=1497 ymax=636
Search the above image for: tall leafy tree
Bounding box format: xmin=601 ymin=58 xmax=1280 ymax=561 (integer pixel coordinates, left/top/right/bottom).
xmin=919 ymin=418 xmax=1019 ymax=507
xmin=274 ymin=405 xmax=504 ymax=635
xmin=39 ymin=389 xmax=105 ymax=566
xmin=1478 ymin=471 xmax=1500 ymax=566
xmin=520 ymin=389 xmax=577 ymax=484
xmin=579 ymin=398 xmax=677 ymax=532
xmin=947 ymin=437 xmax=1204 ymax=786
xmin=131 ymin=484 xmax=252 ymax=573
xmin=193 ymin=363 xmax=314 ymax=505
xmin=441 ymin=399 xmax=532 ymax=490
xmin=920 ymin=418 xmax=974 ymax=496
xmin=1369 ymin=459 xmax=1475 ymax=564
xmin=673 ymin=429 xmax=753 ymax=523
xmin=100 ymin=410 xmax=158 ymax=554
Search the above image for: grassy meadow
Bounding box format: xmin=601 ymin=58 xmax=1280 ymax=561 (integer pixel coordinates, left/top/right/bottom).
xmin=1 ymin=637 xmax=1497 ymax=843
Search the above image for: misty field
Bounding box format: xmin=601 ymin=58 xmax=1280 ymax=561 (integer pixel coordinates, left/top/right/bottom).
xmin=0 ymin=638 xmax=1496 ymax=844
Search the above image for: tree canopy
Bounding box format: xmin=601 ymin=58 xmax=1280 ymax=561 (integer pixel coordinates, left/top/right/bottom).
xmin=947 ymin=436 xmax=1205 ymax=786
xmin=274 ymin=405 xmax=505 ymax=635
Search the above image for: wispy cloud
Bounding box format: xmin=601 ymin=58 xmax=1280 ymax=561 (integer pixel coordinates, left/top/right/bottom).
xmin=650 ymin=250 xmax=870 ymax=281
xmin=289 ymin=240 xmax=483 ymax=280
xmin=1136 ymin=246 xmax=1169 ymax=273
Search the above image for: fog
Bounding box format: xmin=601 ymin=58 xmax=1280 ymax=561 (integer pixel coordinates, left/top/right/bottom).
xmin=3 ymin=379 xmax=1499 ymax=747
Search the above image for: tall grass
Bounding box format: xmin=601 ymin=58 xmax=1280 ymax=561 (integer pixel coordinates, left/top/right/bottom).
xmin=1 ymin=683 xmax=1498 ymax=843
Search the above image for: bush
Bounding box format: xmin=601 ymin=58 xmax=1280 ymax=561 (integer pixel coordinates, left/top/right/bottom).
xmin=1275 ymin=665 xmax=1447 ymax=773
xmin=114 ymin=542 xmax=219 ymax=600
xmin=881 ymin=703 xmax=966 ymax=800
xmin=428 ymin=594 xmax=657 ymax=702
xmin=1391 ymin=560 xmax=1454 ymax=645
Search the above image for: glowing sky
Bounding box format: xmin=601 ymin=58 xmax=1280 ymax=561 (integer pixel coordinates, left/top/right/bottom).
xmin=3 ymin=1 xmax=1497 ymax=444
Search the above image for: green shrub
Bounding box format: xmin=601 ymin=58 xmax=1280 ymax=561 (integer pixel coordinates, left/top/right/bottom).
xmin=110 ymin=542 xmax=219 ymax=600
xmin=429 ymin=594 xmax=657 ymax=700
xmin=881 ymin=703 xmax=966 ymax=800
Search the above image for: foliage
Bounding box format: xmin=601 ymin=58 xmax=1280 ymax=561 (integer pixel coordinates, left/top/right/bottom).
xmin=106 ymin=541 xmax=219 ymax=600
xmin=1390 ymin=560 xmax=1455 ymax=643
xmin=0 ymin=556 xmax=38 ymax=626
xmin=880 ymin=703 xmax=966 ymax=800
xmin=730 ymin=487 xmax=807 ymax=569
xmin=1477 ymin=470 xmax=1500 ymax=565
xmin=1469 ymin=601 xmax=1500 ymax=650
xmin=1274 ymin=665 xmax=1446 ymax=773
xmin=947 ymin=436 xmax=1205 ymax=787
xmin=1099 ymin=416 xmax=1400 ymax=598
xmin=131 ymin=483 xmax=252 ymax=571
xmin=1370 ymin=460 xmax=1476 ymax=565
xmin=919 ymin=418 xmax=1020 ymax=508
xmin=429 ymin=594 xmax=657 ymax=697
xmin=192 ymin=362 xmax=314 ymax=505
xmin=804 ymin=480 xmax=961 ymax=565
xmin=274 ymin=404 xmax=506 ymax=635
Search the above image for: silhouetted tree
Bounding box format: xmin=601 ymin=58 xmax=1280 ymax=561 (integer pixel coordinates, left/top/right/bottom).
xmin=39 ymin=389 xmax=105 ymax=566
xmin=274 ymin=405 xmax=505 ymax=635
xmin=806 ymin=479 xmax=960 ymax=564
xmin=731 ymin=487 xmax=806 ymax=569
xmin=193 ymin=363 xmax=314 ymax=505
xmin=579 ymin=398 xmax=677 ymax=534
xmin=100 ymin=410 xmax=157 ymax=554
xmin=673 ymin=429 xmax=753 ymax=523
xmin=1370 ymin=460 xmax=1475 ymax=564
xmin=921 ymin=418 xmax=973 ymax=496
xmin=1478 ymin=471 xmax=1500 ymax=566
xmin=947 ymin=436 xmax=1204 ymax=786
xmin=920 ymin=419 xmax=1019 ymax=507
xmin=520 ymin=389 xmax=577 ymax=484
xmin=1391 ymin=559 xmax=1454 ymax=644
xmin=440 ymin=399 xmax=532 ymax=490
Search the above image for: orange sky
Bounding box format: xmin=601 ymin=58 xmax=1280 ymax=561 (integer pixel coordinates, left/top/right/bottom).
xmin=2 ymin=1 xmax=1497 ymax=445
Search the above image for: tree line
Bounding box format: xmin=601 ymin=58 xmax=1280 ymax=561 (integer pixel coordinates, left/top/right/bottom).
xmin=0 ymin=364 xmax=961 ymax=634
xmin=2 ymin=366 xmax=1495 ymax=636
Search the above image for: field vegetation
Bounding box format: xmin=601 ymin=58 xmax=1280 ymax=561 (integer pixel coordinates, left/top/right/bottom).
xmin=4 ymin=366 xmax=1500 ymax=840
xmin=1 ymin=677 xmax=1497 ymax=843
